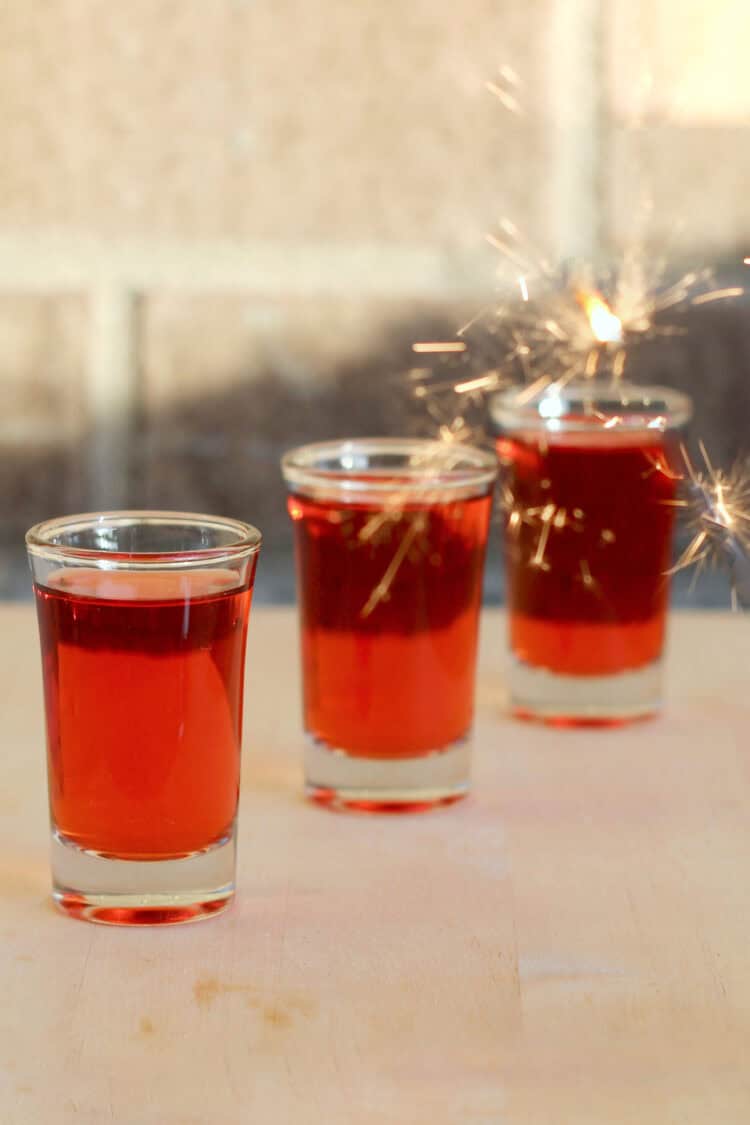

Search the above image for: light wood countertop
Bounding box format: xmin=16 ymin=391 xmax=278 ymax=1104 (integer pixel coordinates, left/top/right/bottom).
xmin=0 ymin=605 xmax=747 ymax=1123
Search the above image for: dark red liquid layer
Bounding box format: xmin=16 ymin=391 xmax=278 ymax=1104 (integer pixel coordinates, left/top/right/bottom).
xmin=35 ymin=568 xmax=253 ymax=860
xmin=498 ymin=431 xmax=678 ymax=676
xmin=289 ymin=489 xmax=492 ymax=757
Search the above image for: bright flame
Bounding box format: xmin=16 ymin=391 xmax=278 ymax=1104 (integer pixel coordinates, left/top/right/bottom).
xmin=578 ymin=291 xmax=623 ymax=345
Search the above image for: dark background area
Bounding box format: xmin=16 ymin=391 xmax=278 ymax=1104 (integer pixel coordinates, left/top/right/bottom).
xmin=3 ymin=266 xmax=747 ymax=608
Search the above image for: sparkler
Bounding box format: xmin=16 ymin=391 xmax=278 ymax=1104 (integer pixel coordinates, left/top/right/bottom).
xmin=410 ymin=200 xmax=750 ymax=598
xmin=411 ymin=233 xmax=739 ymax=409
xmin=402 ymin=64 xmax=749 ymax=611
xmin=409 ymin=254 xmax=750 ymax=609
xmin=409 ymin=49 xmax=745 ymax=440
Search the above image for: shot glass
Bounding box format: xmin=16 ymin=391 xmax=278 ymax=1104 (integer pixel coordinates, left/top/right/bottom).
xmin=490 ymin=380 xmax=692 ymax=724
xmin=26 ymin=511 xmax=262 ymax=925
xmin=282 ymin=438 xmax=497 ymax=810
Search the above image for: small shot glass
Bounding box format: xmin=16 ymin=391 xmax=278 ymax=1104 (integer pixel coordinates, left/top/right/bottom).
xmin=282 ymin=438 xmax=497 ymax=811
xmin=26 ymin=511 xmax=262 ymax=925
xmin=490 ymin=380 xmax=692 ymax=725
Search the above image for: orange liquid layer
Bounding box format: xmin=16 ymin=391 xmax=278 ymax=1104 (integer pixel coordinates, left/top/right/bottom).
xmin=499 ymin=431 xmax=678 ymax=676
xmin=290 ymin=490 xmax=492 ymax=757
xmin=509 ymin=613 xmax=666 ymax=676
xmin=35 ymin=568 xmax=253 ymax=860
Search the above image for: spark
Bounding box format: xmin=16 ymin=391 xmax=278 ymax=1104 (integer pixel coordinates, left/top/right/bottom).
xmin=485 ymin=64 xmax=524 ymax=116
xmin=360 ymin=513 xmax=428 ymax=619
xmin=485 ymin=80 xmax=523 ymax=115
xmin=485 ymin=232 xmax=533 ymax=275
xmin=642 ymin=451 xmax=683 ymax=481
xmin=612 ymin=350 xmax=627 ymax=379
xmin=454 ymin=372 xmax=502 ymax=395
xmin=671 ymin=445 xmax=750 ymax=609
xmin=690 ymin=288 xmax=744 ymax=306
xmin=457 ymin=306 xmax=493 ymax=337
xmin=584 ymin=349 xmax=601 ymax=377
xmin=544 ymin=319 xmax=569 ymax=342
xmin=579 ymin=558 xmax=599 ymax=592
xmin=498 ymin=64 xmax=520 ymax=84
xmin=499 ymin=485 xmax=586 ymax=574
xmin=530 ymin=509 xmax=553 ymax=570
xmin=514 ymin=374 xmax=552 ymax=404
xmin=412 ymin=341 xmax=467 ymax=354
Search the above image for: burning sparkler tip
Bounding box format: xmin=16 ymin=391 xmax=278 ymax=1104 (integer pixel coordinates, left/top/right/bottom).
xmin=577 ymin=290 xmax=623 ymax=345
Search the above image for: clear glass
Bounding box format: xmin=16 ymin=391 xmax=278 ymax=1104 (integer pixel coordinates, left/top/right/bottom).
xmin=490 ymin=380 xmax=692 ymax=725
xmin=26 ymin=511 xmax=262 ymax=925
xmin=281 ymin=438 xmax=497 ymax=810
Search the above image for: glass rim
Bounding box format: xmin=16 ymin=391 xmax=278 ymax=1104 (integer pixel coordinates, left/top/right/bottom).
xmin=25 ymin=510 xmax=263 ymax=565
xmin=281 ymin=437 xmax=498 ymax=498
xmin=489 ymin=379 xmax=693 ymax=434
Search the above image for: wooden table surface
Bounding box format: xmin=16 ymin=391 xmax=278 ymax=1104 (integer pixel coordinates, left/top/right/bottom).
xmin=0 ymin=605 xmax=748 ymax=1124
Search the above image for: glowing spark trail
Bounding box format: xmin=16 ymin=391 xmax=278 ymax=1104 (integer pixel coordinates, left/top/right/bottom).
xmin=691 ymin=288 xmax=744 ymax=306
xmin=486 ymin=65 xmax=524 ymax=116
xmin=360 ymin=513 xmax=427 ymax=619
xmin=412 ymin=342 xmax=468 ymax=354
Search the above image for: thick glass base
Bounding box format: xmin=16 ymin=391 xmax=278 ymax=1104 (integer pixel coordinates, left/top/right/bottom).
xmin=50 ymin=828 xmax=236 ymax=925
xmin=508 ymin=654 xmax=662 ymax=726
xmin=304 ymin=735 xmax=471 ymax=812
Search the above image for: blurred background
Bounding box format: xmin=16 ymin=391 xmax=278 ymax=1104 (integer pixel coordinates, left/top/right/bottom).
xmin=1 ymin=0 xmax=749 ymax=602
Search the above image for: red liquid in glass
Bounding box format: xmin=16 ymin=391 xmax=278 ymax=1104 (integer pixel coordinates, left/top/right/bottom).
xmin=499 ymin=431 xmax=678 ymax=676
xmin=34 ymin=568 xmax=253 ymax=860
xmin=289 ymin=489 xmax=492 ymax=758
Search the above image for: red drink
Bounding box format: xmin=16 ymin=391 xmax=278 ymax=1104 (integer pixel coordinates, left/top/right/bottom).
xmin=288 ymin=490 xmax=493 ymax=757
xmin=499 ymin=430 xmax=678 ymax=677
xmin=34 ymin=568 xmax=253 ymax=860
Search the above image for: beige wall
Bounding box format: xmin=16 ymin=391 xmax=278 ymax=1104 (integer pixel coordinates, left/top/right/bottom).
xmin=0 ymin=1 xmax=551 ymax=244
xmin=608 ymin=0 xmax=750 ymax=250
xmin=0 ymin=0 xmax=558 ymax=513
